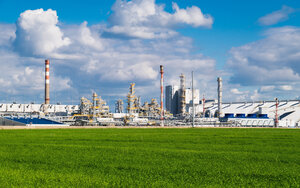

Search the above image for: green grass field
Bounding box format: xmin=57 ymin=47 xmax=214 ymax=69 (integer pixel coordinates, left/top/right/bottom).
xmin=0 ymin=128 xmax=299 ymax=187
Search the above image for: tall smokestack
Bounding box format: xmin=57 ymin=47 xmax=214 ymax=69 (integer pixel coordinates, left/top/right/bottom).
xmin=217 ymin=77 xmax=222 ymax=118
xmin=160 ymin=65 xmax=164 ymax=127
xmin=45 ymin=59 xmax=50 ymax=105
xmin=275 ymin=98 xmax=279 ymax=127
xmin=179 ymin=74 xmax=186 ymax=114
xmin=92 ymin=92 xmax=98 ymax=122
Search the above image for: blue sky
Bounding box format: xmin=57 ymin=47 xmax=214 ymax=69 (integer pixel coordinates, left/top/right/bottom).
xmin=0 ymin=0 xmax=300 ymax=109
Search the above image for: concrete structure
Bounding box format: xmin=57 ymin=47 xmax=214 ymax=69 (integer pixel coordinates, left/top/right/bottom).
xmin=45 ymin=60 xmax=50 ymax=105
xmin=115 ymin=99 xmax=124 ymax=113
xmin=3 ymin=116 xmax=66 ymax=126
xmin=203 ymin=100 xmax=300 ymax=127
xmin=186 ymin=89 xmax=200 ymax=105
xmin=165 ymin=85 xmax=179 ymax=115
xmin=78 ymin=92 xmax=110 ymax=118
xmin=217 ymin=77 xmax=222 ymax=118
xmin=165 ymin=85 xmax=200 ymax=115
xmin=179 ymin=74 xmax=186 ymax=114
xmin=92 ymin=92 xmax=98 ymax=121
xmin=160 ymin=65 xmax=164 ymax=126
xmin=192 ymin=71 xmax=195 ymax=127
xmin=127 ymin=83 xmax=136 ymax=114
xmin=0 ymin=103 xmax=78 ymax=115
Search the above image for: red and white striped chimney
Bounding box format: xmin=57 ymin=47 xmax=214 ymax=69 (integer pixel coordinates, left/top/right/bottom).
xmin=45 ymin=59 xmax=50 ymax=105
xmin=160 ymin=65 xmax=164 ymax=127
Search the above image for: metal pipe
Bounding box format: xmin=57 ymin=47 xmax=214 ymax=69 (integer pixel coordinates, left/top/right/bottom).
xmin=203 ymin=94 xmax=205 ymax=118
xmin=45 ymin=60 xmax=50 ymax=105
xmin=217 ymin=77 xmax=222 ymax=118
xmin=160 ymin=65 xmax=164 ymax=127
xmin=192 ymin=71 xmax=194 ymax=127
xmin=275 ymin=98 xmax=279 ymax=127
xmin=180 ymin=74 xmax=186 ymax=114
xmin=92 ymin=92 xmax=97 ymax=122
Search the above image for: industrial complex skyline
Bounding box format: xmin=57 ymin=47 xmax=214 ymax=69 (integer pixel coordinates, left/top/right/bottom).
xmin=0 ymin=0 xmax=300 ymax=106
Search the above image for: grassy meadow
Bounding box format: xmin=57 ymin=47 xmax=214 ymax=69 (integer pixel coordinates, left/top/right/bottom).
xmin=0 ymin=128 xmax=299 ymax=187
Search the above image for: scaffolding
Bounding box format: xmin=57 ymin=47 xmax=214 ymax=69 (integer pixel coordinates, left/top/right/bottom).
xmin=124 ymin=83 xmax=172 ymax=119
xmin=179 ymin=74 xmax=186 ymax=114
xmin=115 ymin=99 xmax=124 ymax=113
xmin=127 ymin=83 xmax=136 ymax=115
xmin=74 ymin=92 xmax=111 ymax=122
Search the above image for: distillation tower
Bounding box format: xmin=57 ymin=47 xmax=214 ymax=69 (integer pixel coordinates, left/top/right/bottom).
xmin=217 ymin=77 xmax=223 ymax=118
xmin=179 ymin=74 xmax=186 ymax=114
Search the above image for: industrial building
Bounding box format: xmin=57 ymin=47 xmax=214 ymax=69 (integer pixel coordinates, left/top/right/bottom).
xmin=165 ymin=85 xmax=200 ymax=115
xmin=165 ymin=74 xmax=200 ymax=116
xmin=204 ymin=100 xmax=300 ymax=127
xmin=0 ymin=103 xmax=78 ymax=115
xmin=0 ymin=60 xmax=299 ymax=128
xmin=165 ymin=75 xmax=300 ymax=127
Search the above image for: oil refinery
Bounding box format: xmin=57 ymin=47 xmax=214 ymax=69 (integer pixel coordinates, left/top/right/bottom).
xmin=0 ymin=59 xmax=299 ymax=128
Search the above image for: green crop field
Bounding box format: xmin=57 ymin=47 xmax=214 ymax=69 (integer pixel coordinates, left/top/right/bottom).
xmin=0 ymin=128 xmax=299 ymax=187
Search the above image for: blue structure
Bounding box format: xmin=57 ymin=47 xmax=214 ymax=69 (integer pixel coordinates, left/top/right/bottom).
xmin=222 ymin=113 xmax=269 ymax=119
xmin=4 ymin=117 xmax=63 ymax=125
xmin=236 ymin=114 xmax=246 ymax=118
xmin=258 ymin=114 xmax=268 ymax=118
xmin=247 ymin=114 xmax=257 ymax=118
xmin=224 ymin=113 xmax=234 ymax=118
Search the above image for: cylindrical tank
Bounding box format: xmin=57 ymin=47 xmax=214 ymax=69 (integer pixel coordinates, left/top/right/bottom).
xmin=45 ymin=60 xmax=50 ymax=105
xmin=217 ymin=77 xmax=222 ymax=118
xmin=179 ymin=74 xmax=186 ymax=114
xmin=160 ymin=65 xmax=164 ymax=126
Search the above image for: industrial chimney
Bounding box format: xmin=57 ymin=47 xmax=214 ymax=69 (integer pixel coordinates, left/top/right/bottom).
xmin=217 ymin=77 xmax=222 ymax=118
xmin=45 ymin=60 xmax=50 ymax=105
xmin=179 ymin=73 xmax=186 ymax=114
xmin=160 ymin=65 xmax=164 ymax=127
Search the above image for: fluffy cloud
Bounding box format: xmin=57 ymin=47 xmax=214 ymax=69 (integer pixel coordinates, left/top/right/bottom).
xmin=14 ymin=9 xmax=71 ymax=57
xmin=259 ymin=86 xmax=275 ymax=92
xmin=107 ymin=0 xmax=213 ymax=39
xmin=258 ymin=5 xmax=295 ymax=26
xmin=0 ymin=22 xmax=71 ymax=103
xmin=230 ymin=88 xmax=244 ymax=95
xmin=0 ymin=49 xmax=71 ymax=102
xmin=228 ymin=26 xmax=300 ymax=86
xmin=227 ymin=26 xmax=300 ymax=100
xmin=0 ymin=24 xmax=15 ymax=46
xmin=78 ymin=36 xmax=217 ymax=86
xmin=0 ymin=3 xmax=219 ymax=105
xmin=76 ymin=22 xmax=104 ymax=51
xmin=172 ymin=3 xmax=213 ymax=27
xmin=279 ymin=85 xmax=293 ymax=91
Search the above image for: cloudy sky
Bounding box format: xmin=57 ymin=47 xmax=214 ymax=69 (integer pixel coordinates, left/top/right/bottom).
xmin=0 ymin=0 xmax=299 ymax=108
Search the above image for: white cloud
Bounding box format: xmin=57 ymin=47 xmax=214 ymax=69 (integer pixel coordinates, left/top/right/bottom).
xmin=77 ymin=21 xmax=104 ymax=51
xmin=259 ymin=85 xmax=293 ymax=92
xmin=0 ymin=50 xmax=71 ymax=97
xmin=230 ymin=88 xmax=244 ymax=95
xmin=227 ymin=26 xmax=300 ymax=101
xmin=14 ymin=9 xmax=71 ymax=57
xmin=100 ymin=62 xmax=158 ymax=81
xmin=0 ymin=6 xmax=219 ymax=104
xmin=107 ymin=0 xmax=213 ymax=39
xmin=108 ymin=26 xmax=177 ymax=39
xmin=228 ymin=26 xmax=300 ymax=86
xmin=0 ymin=24 xmax=15 ymax=46
xmin=0 ymin=22 xmax=71 ymax=99
xmin=172 ymin=3 xmax=213 ymax=27
xmin=258 ymin=5 xmax=295 ymax=26
xmin=250 ymin=89 xmax=260 ymax=101
xmin=78 ymin=42 xmax=217 ymax=85
xmin=279 ymin=85 xmax=292 ymax=91
xmin=259 ymin=86 xmax=275 ymax=92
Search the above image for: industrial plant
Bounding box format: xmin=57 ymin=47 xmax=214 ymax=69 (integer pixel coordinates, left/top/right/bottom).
xmin=0 ymin=59 xmax=299 ymax=128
